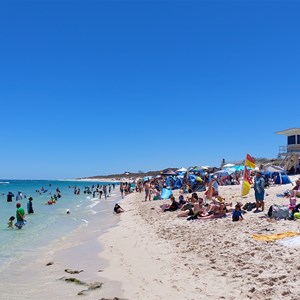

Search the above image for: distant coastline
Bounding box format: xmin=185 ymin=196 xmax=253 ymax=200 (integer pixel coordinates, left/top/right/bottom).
xmin=78 ymin=157 xmax=281 ymax=182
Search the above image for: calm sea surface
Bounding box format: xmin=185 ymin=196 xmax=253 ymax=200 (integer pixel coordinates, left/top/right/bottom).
xmin=0 ymin=179 xmax=120 ymax=271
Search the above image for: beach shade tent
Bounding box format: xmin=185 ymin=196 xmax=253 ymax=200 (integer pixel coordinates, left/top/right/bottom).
xmin=173 ymin=178 xmax=183 ymax=189
xmin=213 ymin=168 xmax=235 ymax=177
xmin=274 ymin=174 xmax=292 ymax=185
xmin=261 ymin=166 xmax=292 ymax=185
xmin=187 ymin=174 xmax=206 ymax=192
xmin=262 ymin=165 xmax=285 ymax=173
xmin=222 ymin=163 xmax=235 ymax=168
xmin=191 ymin=166 xmax=209 ymax=172
xmin=143 ymin=176 xmax=152 ymax=182
xmin=161 ymin=188 xmax=173 ymax=199
xmin=161 ymin=169 xmax=177 ymax=176
xmin=192 ymin=176 xmax=206 ymax=192
xmin=189 ymin=174 xmax=197 ymax=186
xmin=176 ymin=167 xmax=187 ymax=173
xmin=230 ymin=165 xmax=253 ymax=171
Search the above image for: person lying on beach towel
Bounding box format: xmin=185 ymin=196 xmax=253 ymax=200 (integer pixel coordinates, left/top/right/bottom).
xmin=187 ymin=211 xmax=227 ymax=221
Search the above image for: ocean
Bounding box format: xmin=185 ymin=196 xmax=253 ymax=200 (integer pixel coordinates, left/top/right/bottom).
xmin=0 ymin=179 xmax=121 ymax=272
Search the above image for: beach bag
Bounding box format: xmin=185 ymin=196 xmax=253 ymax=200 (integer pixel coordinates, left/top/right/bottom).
xmin=268 ymin=205 xmax=289 ymax=220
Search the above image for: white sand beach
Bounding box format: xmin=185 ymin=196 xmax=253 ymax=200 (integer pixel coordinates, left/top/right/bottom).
xmin=1 ymin=177 xmax=300 ymax=299
xmin=99 ymin=176 xmax=300 ymax=300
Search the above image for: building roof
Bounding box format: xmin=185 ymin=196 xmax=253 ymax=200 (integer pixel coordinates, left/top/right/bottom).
xmin=276 ymin=128 xmax=300 ymax=136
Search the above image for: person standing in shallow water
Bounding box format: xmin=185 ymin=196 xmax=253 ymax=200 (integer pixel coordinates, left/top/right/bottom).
xmin=27 ymin=197 xmax=34 ymax=214
xmin=15 ymin=202 xmax=26 ymax=229
xmin=7 ymin=192 xmax=14 ymax=202
xmin=254 ymin=171 xmax=265 ymax=212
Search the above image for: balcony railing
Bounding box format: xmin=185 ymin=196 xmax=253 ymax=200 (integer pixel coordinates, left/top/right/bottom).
xmin=278 ymin=145 xmax=300 ymax=157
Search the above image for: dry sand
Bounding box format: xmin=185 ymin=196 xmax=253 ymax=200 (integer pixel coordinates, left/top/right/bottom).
xmin=99 ymin=175 xmax=300 ymax=300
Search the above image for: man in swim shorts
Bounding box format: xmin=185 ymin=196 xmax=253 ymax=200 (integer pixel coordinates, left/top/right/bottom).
xmin=15 ymin=202 xmax=26 ymax=229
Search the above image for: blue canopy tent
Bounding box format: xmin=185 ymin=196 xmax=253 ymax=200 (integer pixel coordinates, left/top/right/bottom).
xmin=173 ymin=178 xmax=183 ymax=189
xmin=262 ymin=166 xmax=292 ymax=185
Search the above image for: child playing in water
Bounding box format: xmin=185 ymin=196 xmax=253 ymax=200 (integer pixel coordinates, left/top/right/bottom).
xmin=7 ymin=216 xmax=15 ymax=228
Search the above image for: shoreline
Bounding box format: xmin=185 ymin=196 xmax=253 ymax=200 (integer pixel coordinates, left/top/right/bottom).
xmin=0 ymin=191 xmax=125 ymax=299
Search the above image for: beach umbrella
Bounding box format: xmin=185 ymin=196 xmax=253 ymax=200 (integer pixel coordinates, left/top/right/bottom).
xmin=213 ymin=169 xmax=235 ymax=177
xmin=262 ymin=165 xmax=285 ymax=173
xmin=222 ymin=163 xmax=235 ymax=168
xmin=192 ymin=166 xmax=209 ymax=171
xmin=161 ymin=169 xmax=177 ymax=176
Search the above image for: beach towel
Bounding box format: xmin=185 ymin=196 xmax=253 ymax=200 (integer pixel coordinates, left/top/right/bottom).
xmin=252 ymin=232 xmax=299 ymax=242
xmin=277 ymin=236 xmax=300 ymax=248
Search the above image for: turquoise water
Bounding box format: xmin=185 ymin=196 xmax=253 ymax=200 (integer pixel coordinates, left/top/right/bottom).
xmin=0 ymin=180 xmax=120 ymax=271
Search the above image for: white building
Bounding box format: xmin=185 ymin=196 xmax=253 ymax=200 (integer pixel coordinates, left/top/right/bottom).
xmin=276 ymin=128 xmax=300 ymax=172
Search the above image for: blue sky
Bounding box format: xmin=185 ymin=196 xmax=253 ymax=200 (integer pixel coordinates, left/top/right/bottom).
xmin=0 ymin=0 xmax=299 ymax=179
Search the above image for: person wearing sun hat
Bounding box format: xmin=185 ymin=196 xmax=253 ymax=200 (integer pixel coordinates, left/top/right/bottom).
xmin=254 ymin=170 xmax=265 ymax=212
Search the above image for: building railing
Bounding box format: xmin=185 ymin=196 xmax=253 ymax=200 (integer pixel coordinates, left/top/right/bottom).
xmin=278 ymin=145 xmax=300 ymax=157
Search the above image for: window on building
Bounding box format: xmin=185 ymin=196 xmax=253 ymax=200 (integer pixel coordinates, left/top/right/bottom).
xmin=297 ymin=135 xmax=300 ymax=144
xmin=288 ymin=135 xmax=296 ymax=145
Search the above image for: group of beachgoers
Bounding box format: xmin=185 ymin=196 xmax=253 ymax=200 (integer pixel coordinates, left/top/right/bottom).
xmin=3 ymin=183 xmax=119 ymax=229
xmin=136 ymin=170 xmax=300 ymax=222
xmin=119 ymin=182 xmax=134 ymax=198
xmin=72 ymin=184 xmax=115 ymax=200
xmin=4 ymin=191 xmax=35 ymax=229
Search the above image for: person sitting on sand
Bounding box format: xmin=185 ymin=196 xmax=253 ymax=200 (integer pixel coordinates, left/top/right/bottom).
xmin=291 ymin=178 xmax=300 ymax=198
xmin=114 ymin=203 xmax=125 ymax=214
xmin=232 ymin=203 xmax=243 ymax=222
xmin=178 ymin=190 xmax=186 ymax=206
xmin=163 ymin=196 xmax=180 ymax=212
xmin=177 ymin=195 xmax=205 ymax=218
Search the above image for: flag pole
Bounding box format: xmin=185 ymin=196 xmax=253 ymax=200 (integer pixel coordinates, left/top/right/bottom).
xmin=241 ymin=154 xmax=247 ymax=196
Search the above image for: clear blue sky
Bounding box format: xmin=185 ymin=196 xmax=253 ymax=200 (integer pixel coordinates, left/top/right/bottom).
xmin=0 ymin=0 xmax=299 ymax=179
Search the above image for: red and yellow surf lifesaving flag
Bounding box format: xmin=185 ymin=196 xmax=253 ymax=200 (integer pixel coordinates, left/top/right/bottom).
xmin=245 ymin=154 xmax=256 ymax=169
xmin=241 ymin=154 xmax=256 ymax=196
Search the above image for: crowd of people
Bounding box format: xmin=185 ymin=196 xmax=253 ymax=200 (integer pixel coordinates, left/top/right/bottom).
xmin=3 ymin=182 xmax=119 ymax=230
xmin=136 ymin=169 xmax=277 ymax=222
